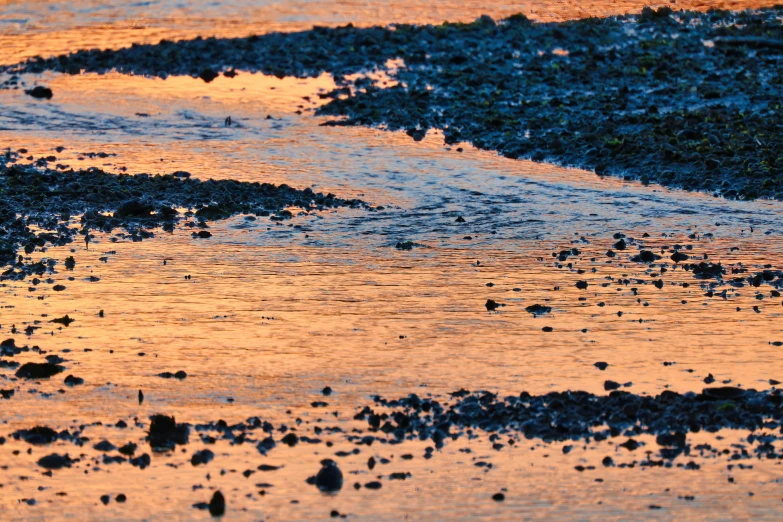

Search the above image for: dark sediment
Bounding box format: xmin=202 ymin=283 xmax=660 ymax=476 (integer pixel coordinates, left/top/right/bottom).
xmin=5 ymin=7 xmax=783 ymax=199
xmin=0 ymin=153 xmax=363 ymax=269
xmin=357 ymin=388 xmax=783 ymax=454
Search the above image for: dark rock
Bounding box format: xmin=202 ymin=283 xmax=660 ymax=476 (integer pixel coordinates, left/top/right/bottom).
xmin=631 ymin=250 xmax=659 ymax=263
xmin=702 ymin=387 xmax=746 ymax=400
xmin=13 ymin=426 xmax=58 ymax=444
xmin=129 ymin=453 xmax=151 ymax=469
xmin=199 ymin=68 xmax=220 ymax=83
xmin=115 ymin=199 xmax=153 ymax=218
xmin=15 ymin=362 xmax=65 ymax=379
xmin=25 ymin=86 xmax=53 ymax=99
xmin=51 ymin=314 xmax=75 ymax=326
xmin=148 ymin=414 xmax=189 ymax=450
xmin=191 ymin=449 xmax=215 ymax=466
xmin=315 ymin=459 xmax=343 ymax=492
xmin=93 ymin=440 xmax=116 ymax=452
xmin=656 ymin=432 xmax=686 ymax=448
xmin=686 ymin=262 xmax=725 ymax=279
xmin=37 ymin=453 xmax=73 ymax=469
xmin=619 ymin=439 xmax=640 ymax=451
xmin=158 ymin=371 xmax=187 ymax=380
xmin=485 ymin=299 xmax=500 ymax=311
xmin=525 ymin=304 xmax=551 ymax=316
xmin=64 ymin=374 xmax=84 ymax=386
xmin=118 ymin=443 xmax=137 ymax=456
xmin=208 ymin=491 xmax=225 ymax=516
xmin=281 ymin=433 xmax=299 ymax=447
xmin=256 ymin=437 xmax=276 ymax=455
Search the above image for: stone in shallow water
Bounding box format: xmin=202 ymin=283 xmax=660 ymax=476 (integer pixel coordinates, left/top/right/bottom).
xmin=701 ymin=386 xmax=746 ymax=400
xmin=525 ymin=304 xmax=551 ymax=316
xmin=315 ymin=459 xmax=343 ymax=492
xmin=64 ymin=374 xmax=84 ymax=386
xmin=148 ymin=414 xmax=189 ymax=450
xmin=656 ymin=432 xmax=687 ymax=448
xmin=25 ymin=86 xmax=53 ymax=99
xmin=129 ymin=454 xmax=151 ymax=469
xmin=118 ymin=443 xmax=137 ymax=456
xmin=631 ymin=250 xmax=659 ymax=263
xmin=93 ymin=440 xmax=116 ymax=452
xmin=15 ymin=362 xmax=64 ymax=379
xmin=158 ymin=371 xmax=187 ymax=380
xmin=191 ymin=449 xmax=215 ymax=466
xmin=208 ymin=491 xmax=225 ymax=516
xmin=485 ymin=299 xmax=500 ymax=311
xmin=199 ymin=68 xmax=220 ymax=83
xmin=13 ymin=426 xmax=58 ymax=444
xmin=37 ymin=453 xmax=73 ymax=469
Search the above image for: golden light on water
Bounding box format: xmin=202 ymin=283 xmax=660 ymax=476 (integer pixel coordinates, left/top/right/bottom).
xmin=2 ymin=0 xmax=783 ymax=520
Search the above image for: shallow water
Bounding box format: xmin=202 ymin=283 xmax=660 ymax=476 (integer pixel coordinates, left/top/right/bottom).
xmin=2 ymin=0 xmax=783 ymax=520
xmin=0 ymin=0 xmax=773 ymax=64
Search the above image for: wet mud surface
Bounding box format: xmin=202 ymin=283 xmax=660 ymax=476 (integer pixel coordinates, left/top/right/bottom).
xmin=0 ymin=150 xmax=364 ymax=268
xmin=4 ymin=7 xmax=783 ymax=199
xmin=3 ymin=1 xmax=783 ymax=521
xmin=3 ymin=204 xmax=783 ymax=518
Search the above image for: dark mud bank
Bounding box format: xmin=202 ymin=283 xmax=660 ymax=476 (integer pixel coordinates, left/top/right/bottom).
xmin=0 ymin=152 xmax=363 ymax=270
xmin=362 ymin=388 xmax=783 ymax=446
xmin=6 ymin=7 xmax=783 ymax=199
